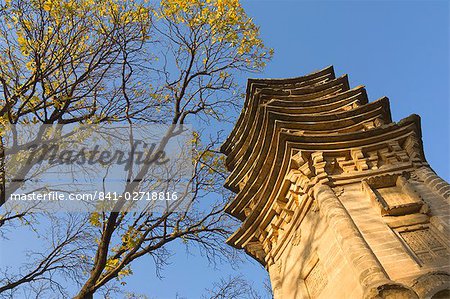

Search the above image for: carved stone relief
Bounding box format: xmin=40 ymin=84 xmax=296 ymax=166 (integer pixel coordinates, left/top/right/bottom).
xmin=397 ymin=225 xmax=449 ymax=265
xmin=362 ymin=173 xmax=427 ymax=216
xmin=304 ymin=260 xmax=327 ymax=298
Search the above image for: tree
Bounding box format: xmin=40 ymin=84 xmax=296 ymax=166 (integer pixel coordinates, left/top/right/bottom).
xmin=0 ymin=0 xmax=271 ymax=297
xmin=0 ymin=0 xmax=151 ymax=229
xmin=202 ymin=275 xmax=272 ymax=299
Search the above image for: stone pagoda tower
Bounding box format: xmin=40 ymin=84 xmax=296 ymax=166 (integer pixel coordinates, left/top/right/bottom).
xmin=221 ymin=66 xmax=450 ymax=299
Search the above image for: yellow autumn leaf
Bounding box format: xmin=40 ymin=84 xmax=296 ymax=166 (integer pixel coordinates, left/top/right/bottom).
xmin=89 ymin=212 xmax=101 ymax=227
xmin=43 ymin=0 xmax=53 ymax=11
xmin=25 ymin=61 xmax=35 ymax=71
xmin=17 ymin=35 xmax=26 ymax=46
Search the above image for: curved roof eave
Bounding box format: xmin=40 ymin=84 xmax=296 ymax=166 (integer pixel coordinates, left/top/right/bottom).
xmin=221 ymin=66 xmax=336 ymax=155
xmin=226 ymin=115 xmax=423 ymax=225
xmin=224 ymin=75 xmax=353 ymax=169
xmin=224 ymin=97 xmax=392 ymax=193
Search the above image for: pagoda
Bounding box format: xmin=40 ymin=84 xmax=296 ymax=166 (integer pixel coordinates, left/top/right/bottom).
xmin=221 ymin=66 xmax=450 ymax=299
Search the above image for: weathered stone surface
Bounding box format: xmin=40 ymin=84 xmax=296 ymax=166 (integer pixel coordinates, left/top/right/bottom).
xmin=221 ymin=66 xmax=450 ymax=298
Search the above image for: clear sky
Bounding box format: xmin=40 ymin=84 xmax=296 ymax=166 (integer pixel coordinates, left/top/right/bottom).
xmin=124 ymin=1 xmax=449 ymax=298
xmin=1 ymin=1 xmax=448 ymax=298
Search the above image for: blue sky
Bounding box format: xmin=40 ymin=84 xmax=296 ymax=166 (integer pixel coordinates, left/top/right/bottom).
xmin=1 ymin=1 xmax=448 ymax=298
xmin=125 ymin=1 xmax=449 ymax=298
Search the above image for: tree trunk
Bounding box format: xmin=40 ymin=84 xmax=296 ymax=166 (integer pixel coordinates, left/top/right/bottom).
xmin=0 ymin=135 xmax=5 ymax=206
xmin=74 ymin=287 xmax=94 ymax=299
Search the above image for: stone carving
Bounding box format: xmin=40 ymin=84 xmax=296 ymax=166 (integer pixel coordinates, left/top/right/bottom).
xmin=403 ymin=133 xmax=425 ymax=164
xmin=221 ymin=67 xmax=449 ymax=299
xmin=310 ymin=200 xmax=319 ymax=213
xmin=362 ymin=173 xmax=427 ymax=216
xmin=291 ymin=229 xmax=301 ymax=246
xmin=398 ymin=227 xmax=449 ymax=265
xmin=336 ymin=155 xmax=356 ymax=173
xmin=276 ymin=259 xmax=283 ymax=275
xmin=409 ymin=171 xmax=424 ymax=183
xmin=305 ymin=261 xmax=327 ymax=298
xmin=411 ymin=272 xmax=450 ymax=299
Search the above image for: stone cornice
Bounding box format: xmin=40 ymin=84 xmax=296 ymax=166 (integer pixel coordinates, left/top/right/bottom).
xmin=223 ymin=75 xmax=350 ymax=162
xmin=224 ymin=97 xmax=392 ymax=192
xmin=221 ymin=66 xmax=336 ymax=155
xmin=226 ymin=115 xmax=424 ymax=221
xmin=224 ymin=84 xmax=369 ymax=170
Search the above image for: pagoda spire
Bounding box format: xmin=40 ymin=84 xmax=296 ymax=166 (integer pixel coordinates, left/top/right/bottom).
xmin=222 ymin=67 xmax=450 ymax=299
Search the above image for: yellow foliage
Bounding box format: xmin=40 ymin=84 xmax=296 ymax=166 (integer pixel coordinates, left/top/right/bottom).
xmin=117 ymin=266 xmax=133 ymax=278
xmin=105 ymin=257 xmax=119 ymax=271
xmin=121 ymin=226 xmax=142 ymax=249
xmin=158 ymin=0 xmax=272 ymax=69
xmin=25 ymin=61 xmax=35 ymax=71
xmin=6 ymin=0 xmax=151 ymax=64
xmin=89 ymin=212 xmax=101 ymax=227
xmin=42 ymin=0 xmax=53 ymax=11
xmin=17 ymin=34 xmax=26 ymax=46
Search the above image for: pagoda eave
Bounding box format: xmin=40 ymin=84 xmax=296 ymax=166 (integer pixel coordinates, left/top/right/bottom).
xmin=225 ymin=115 xmax=424 ymax=224
xmin=223 ymin=97 xmax=393 ymax=192
xmin=221 ymin=66 xmax=337 ymax=155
